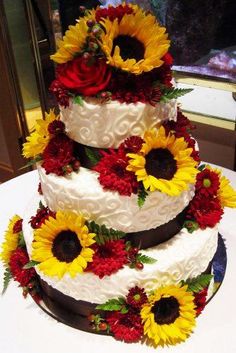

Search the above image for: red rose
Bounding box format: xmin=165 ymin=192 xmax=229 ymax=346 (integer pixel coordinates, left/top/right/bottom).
xmin=56 ymin=56 xmax=111 ymax=96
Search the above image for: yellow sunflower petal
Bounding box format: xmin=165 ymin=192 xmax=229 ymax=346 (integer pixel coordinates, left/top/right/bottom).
xmin=0 ymin=215 xmax=22 ymax=266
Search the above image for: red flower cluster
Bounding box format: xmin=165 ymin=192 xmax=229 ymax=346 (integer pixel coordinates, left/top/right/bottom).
xmin=9 ymin=248 xmax=36 ymax=287
xmin=107 ymin=64 xmax=172 ymax=105
xmin=48 ymin=120 xmax=65 ymax=135
xmin=30 ymin=206 xmax=55 ymax=229
xmin=126 ymin=286 xmax=147 ymax=309
xmin=87 ymin=240 xmax=128 ymax=278
xmin=95 ymin=4 xmax=133 ymax=22
xmin=13 ymin=219 xmax=23 ymax=234
xmin=194 ymin=288 xmax=208 ymax=315
xmin=106 ymin=311 xmax=143 ymax=343
xmin=42 ymin=134 xmax=76 ymax=176
xmin=164 ymin=110 xmax=200 ymax=162
xmin=186 ymin=195 xmax=223 ymax=229
xmin=49 ymin=80 xmax=70 ymax=108
xmin=93 ymin=149 xmax=138 ymax=196
xmin=195 ymin=168 xmax=220 ymax=197
xmin=119 ymin=136 xmax=144 ymax=154
xmin=55 ymin=57 xmax=111 ymax=97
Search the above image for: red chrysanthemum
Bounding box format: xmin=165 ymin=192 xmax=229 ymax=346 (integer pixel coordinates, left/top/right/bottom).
xmin=107 ymin=67 xmax=171 ymax=105
xmin=196 ymin=168 xmax=220 ymax=197
xmin=95 ymin=4 xmax=133 ymax=23
xmin=164 ymin=110 xmax=200 ymax=162
xmin=49 ymin=79 xmax=70 ymax=107
xmin=42 ymin=134 xmax=74 ymax=176
xmin=9 ymin=248 xmax=36 ymax=287
xmin=106 ymin=311 xmax=143 ymax=343
xmin=48 ymin=120 xmax=65 ymax=135
xmin=13 ymin=219 xmax=23 ymax=234
xmin=30 ymin=206 xmax=56 ymax=229
xmin=126 ymin=286 xmax=148 ymax=309
xmin=93 ymin=149 xmax=138 ymax=196
xmin=187 ymin=195 xmax=223 ymax=229
xmin=194 ymin=288 xmax=208 ymax=315
xmin=87 ymin=240 xmax=128 ymax=278
xmin=119 ymin=136 xmax=144 ymax=154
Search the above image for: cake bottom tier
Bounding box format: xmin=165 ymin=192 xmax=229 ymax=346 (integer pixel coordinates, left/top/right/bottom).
xmin=23 ymin=194 xmax=219 ymax=305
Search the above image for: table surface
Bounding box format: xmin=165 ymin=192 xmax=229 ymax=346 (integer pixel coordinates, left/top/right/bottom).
xmin=0 ymin=168 xmax=236 ymax=353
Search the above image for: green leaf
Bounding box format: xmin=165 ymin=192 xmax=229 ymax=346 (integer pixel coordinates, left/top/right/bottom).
xmin=198 ymin=164 xmax=206 ymax=171
xmin=85 ymin=147 xmax=101 ymax=166
xmin=182 ymin=274 xmax=213 ymax=293
xmin=86 ymin=220 xmax=126 ymax=245
xmin=18 ymin=231 xmax=26 ymax=248
xmin=19 ymin=155 xmax=42 ymax=170
xmin=96 ymin=297 xmax=127 ymax=312
xmin=160 ymin=88 xmax=193 ymax=102
xmin=2 ymin=268 xmax=12 ymax=294
xmin=136 ymin=253 xmax=157 ymax=264
xmin=73 ymin=95 xmax=83 ymax=106
xmin=137 ymin=187 xmax=148 ymax=208
xmin=23 ymin=260 xmax=40 ymax=270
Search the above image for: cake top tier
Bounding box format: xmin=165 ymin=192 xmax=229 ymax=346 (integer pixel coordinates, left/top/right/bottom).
xmin=50 ymin=2 xmax=178 ymax=107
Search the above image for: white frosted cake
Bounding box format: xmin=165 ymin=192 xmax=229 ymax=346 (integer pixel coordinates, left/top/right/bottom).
xmin=1 ymin=2 xmax=236 ymax=349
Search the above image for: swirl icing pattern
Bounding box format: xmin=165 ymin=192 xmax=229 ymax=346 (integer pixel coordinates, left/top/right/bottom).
xmin=23 ymin=196 xmax=218 ymax=304
xmin=60 ymin=98 xmax=177 ymax=148
xmin=38 ymin=166 xmax=195 ymax=233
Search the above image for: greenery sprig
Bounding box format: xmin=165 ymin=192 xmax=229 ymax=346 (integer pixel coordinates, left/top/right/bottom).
xmin=181 ymin=274 xmax=213 ymax=293
xmin=160 ymin=88 xmax=193 ymax=102
xmin=86 ymin=220 xmax=126 ymax=245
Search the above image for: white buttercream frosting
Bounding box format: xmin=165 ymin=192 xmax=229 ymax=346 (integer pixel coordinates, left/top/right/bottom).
xmin=38 ymin=165 xmax=195 ymax=233
xmin=23 ymin=194 xmax=218 ymax=304
xmin=60 ymin=98 xmax=177 ymax=148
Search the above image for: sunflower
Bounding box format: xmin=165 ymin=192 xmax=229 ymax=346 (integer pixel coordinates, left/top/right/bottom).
xmin=22 ymin=110 xmax=59 ymax=159
xmin=206 ymin=165 xmax=236 ymax=208
xmin=140 ymin=284 xmax=196 ymax=347
xmin=0 ymin=215 xmax=22 ymax=266
xmin=50 ymin=10 xmax=96 ymax=64
xmin=126 ymin=126 xmax=198 ymax=196
xmin=99 ymin=7 xmax=170 ymax=74
xmin=31 ymin=211 xmax=96 ymax=278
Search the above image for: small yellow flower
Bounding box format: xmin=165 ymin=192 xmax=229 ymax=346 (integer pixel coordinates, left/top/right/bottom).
xmin=100 ymin=7 xmax=170 ymax=74
xmin=206 ymin=165 xmax=236 ymax=208
xmin=32 ymin=211 xmax=96 ymax=279
xmin=127 ymin=126 xmax=198 ymax=196
xmin=50 ymin=10 xmax=96 ymax=64
xmin=141 ymin=284 xmax=196 ymax=347
xmin=0 ymin=215 xmax=22 ymax=266
xmin=22 ymin=110 xmax=59 ymax=159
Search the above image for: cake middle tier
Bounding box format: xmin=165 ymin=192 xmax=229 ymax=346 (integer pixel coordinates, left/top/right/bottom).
xmin=38 ymin=165 xmax=195 ymax=233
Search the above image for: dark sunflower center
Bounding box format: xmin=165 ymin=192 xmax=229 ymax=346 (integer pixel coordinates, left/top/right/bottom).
xmin=112 ymin=35 xmax=145 ymax=61
xmin=145 ymin=148 xmax=177 ymax=180
xmin=52 ymin=230 xmax=82 ymax=263
xmin=151 ymin=296 xmax=180 ymax=325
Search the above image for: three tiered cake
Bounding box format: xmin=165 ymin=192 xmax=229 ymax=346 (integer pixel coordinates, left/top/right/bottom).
xmin=1 ymin=2 xmax=236 ymax=348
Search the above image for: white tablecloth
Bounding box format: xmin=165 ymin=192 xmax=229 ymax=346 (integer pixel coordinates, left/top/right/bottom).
xmin=0 ymin=168 xmax=236 ymax=353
